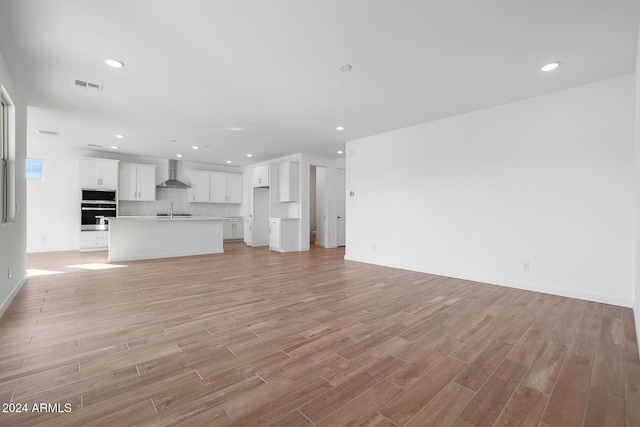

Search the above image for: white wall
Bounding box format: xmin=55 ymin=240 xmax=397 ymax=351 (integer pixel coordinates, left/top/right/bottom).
xmin=26 ymin=145 xmax=242 ymax=252
xmin=27 ymin=146 xmax=82 ymax=252
xmin=347 ymin=75 xmax=635 ymax=307
xmin=0 ymin=48 xmax=27 ymax=317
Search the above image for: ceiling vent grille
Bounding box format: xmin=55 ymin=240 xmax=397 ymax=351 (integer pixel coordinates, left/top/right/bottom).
xmin=87 ymin=143 xmax=102 ymax=148
xmin=37 ymin=130 xmax=59 ymax=136
xmin=72 ymin=79 xmax=103 ymax=93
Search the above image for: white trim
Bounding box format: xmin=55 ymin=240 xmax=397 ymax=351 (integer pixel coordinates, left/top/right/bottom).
xmin=0 ymin=275 xmax=26 ymax=319
xmin=345 ymin=255 xmax=634 ymax=308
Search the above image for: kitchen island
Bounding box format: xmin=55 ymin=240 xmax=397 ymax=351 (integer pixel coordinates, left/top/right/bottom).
xmin=106 ymin=216 xmax=224 ymax=262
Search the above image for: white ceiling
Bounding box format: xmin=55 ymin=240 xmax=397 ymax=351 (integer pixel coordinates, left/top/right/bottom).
xmin=0 ymin=0 xmax=638 ymax=167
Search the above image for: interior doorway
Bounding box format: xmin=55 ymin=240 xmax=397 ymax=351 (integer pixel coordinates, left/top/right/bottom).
xmin=309 ymin=165 xmax=327 ymax=247
xmin=252 ymin=187 xmax=269 ymax=246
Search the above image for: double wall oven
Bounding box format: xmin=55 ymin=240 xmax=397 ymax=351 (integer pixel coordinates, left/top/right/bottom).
xmin=81 ymin=189 xmax=117 ymax=231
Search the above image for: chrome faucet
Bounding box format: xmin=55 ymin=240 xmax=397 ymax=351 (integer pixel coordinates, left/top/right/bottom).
xmin=169 ymin=201 xmax=174 ymax=218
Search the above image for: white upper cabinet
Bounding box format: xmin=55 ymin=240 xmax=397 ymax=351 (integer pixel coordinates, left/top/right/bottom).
xmin=226 ymin=173 xmax=243 ymax=203
xmin=278 ymin=161 xmax=299 ymax=202
xmin=119 ymin=163 xmax=157 ymax=201
xmin=210 ymin=172 xmax=228 ymax=203
xmin=188 ymin=170 xmax=211 ymax=202
xmin=80 ymin=158 xmax=119 ymax=189
xmin=189 ymin=170 xmax=243 ymax=203
xmin=251 ymin=165 xmax=269 ymax=187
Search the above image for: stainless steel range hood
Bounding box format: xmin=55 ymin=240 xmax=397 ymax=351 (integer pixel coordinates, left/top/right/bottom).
xmin=156 ymin=159 xmax=190 ymax=189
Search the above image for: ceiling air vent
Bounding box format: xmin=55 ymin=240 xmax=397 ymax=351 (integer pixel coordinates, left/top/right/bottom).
xmin=37 ymin=130 xmax=59 ymax=136
xmin=87 ymin=144 xmax=102 ymax=148
xmin=72 ymin=79 xmax=103 ymax=93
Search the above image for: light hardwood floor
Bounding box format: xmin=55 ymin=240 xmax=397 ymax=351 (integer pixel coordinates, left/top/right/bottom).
xmin=0 ymin=242 xmax=638 ymax=426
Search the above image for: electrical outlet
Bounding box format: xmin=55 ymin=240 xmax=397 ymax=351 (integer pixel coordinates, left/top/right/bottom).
xmin=41 ymin=235 xmax=47 ymax=242
xmin=371 ymin=244 xmax=376 ymax=252
xmin=523 ymin=261 xmax=530 ymax=271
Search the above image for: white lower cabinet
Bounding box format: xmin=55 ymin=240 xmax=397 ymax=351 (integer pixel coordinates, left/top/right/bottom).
xmin=244 ymin=218 xmax=253 ymax=246
xmin=79 ymin=231 xmax=108 ymax=252
xmin=269 ymin=218 xmax=299 ymax=252
xmin=223 ymin=218 xmax=244 ymax=241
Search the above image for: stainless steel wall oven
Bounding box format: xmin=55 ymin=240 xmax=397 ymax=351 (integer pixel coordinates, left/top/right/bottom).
xmin=81 ymin=189 xmax=117 ymax=231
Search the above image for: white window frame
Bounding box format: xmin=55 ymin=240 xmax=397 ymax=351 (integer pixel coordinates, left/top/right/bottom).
xmin=1 ymin=95 xmax=7 ymax=223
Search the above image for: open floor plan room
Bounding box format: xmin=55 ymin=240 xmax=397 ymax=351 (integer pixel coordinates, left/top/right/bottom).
xmin=0 ymin=243 xmax=637 ymax=426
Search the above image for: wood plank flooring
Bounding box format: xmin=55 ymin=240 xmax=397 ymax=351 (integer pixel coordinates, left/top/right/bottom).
xmin=0 ymin=242 xmax=638 ymax=426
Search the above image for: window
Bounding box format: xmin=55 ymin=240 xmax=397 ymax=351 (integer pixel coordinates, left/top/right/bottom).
xmin=1 ymin=95 xmax=7 ymax=222
xmin=0 ymin=87 xmax=14 ymax=224
xmin=26 ymin=158 xmax=43 ymax=181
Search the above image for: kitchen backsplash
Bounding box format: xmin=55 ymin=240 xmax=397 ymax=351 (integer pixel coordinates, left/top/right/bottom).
xmin=119 ymin=188 xmax=242 ymax=217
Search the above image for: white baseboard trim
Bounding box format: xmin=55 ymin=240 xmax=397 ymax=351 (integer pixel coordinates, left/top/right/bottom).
xmin=0 ymin=275 xmax=27 ymax=319
xmin=344 ymin=255 xmax=634 ymax=308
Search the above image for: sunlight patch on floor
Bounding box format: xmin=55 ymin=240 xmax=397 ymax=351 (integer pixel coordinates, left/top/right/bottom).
xmin=27 ymin=269 xmax=64 ymax=277
xmin=64 ymin=263 xmax=127 ymax=270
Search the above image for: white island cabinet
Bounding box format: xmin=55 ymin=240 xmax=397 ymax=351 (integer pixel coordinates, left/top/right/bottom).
xmin=107 ymin=217 xmax=224 ymax=262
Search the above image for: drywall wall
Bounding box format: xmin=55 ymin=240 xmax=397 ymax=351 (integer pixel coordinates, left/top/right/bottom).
xmin=0 ymin=48 xmax=27 ymax=317
xmin=346 ymin=75 xmax=635 ymax=307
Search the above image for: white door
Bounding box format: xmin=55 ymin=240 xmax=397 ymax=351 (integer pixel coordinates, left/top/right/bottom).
xmin=315 ymin=167 xmax=327 ymax=246
xmin=337 ymin=168 xmax=346 ymax=246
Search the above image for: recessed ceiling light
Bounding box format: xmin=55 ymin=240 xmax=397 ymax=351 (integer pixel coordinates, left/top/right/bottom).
xmin=337 ymin=150 xmax=344 ymax=154
xmin=105 ymin=59 xmax=124 ymax=68
xmin=176 ymin=154 xmax=183 ymax=158
xmin=336 ymin=126 xmax=345 ymax=131
xmin=226 ymin=160 xmax=232 ymax=164
xmin=246 ymin=154 xmax=253 ymax=158
xmin=541 ymin=62 xmax=560 ymax=72
xmin=115 ymin=134 xmax=125 ymax=139
xmin=111 ymin=146 xmax=119 ymax=150
xmin=338 ymin=64 xmax=352 ymax=72
xmin=192 ymin=146 xmax=199 ymax=150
